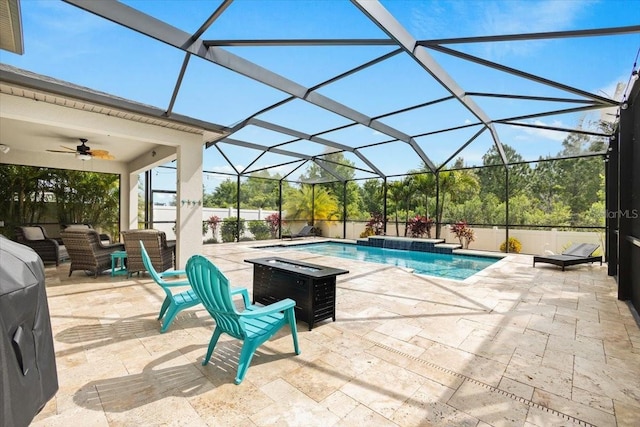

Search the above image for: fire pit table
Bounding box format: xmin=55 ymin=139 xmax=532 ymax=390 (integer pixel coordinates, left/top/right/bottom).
xmin=245 ymin=257 xmax=349 ymax=330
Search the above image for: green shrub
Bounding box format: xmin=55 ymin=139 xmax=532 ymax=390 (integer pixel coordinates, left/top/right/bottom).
xmin=221 ymin=217 xmax=245 ymax=242
xmin=360 ymin=228 xmax=375 ymax=238
xmin=500 ymin=237 xmax=522 ymax=253
xmin=248 ymin=220 xmax=270 ymax=240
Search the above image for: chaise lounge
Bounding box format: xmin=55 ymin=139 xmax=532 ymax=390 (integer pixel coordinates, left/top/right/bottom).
xmin=282 ymin=225 xmax=315 ymax=240
xmin=533 ymin=243 xmax=602 ymax=271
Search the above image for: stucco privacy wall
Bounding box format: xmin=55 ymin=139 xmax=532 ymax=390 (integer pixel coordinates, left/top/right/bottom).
xmin=319 ymin=221 xmax=602 ymax=255
xmin=151 ymin=207 xmax=602 ymax=256
xmin=152 ymin=206 xmax=278 ymax=242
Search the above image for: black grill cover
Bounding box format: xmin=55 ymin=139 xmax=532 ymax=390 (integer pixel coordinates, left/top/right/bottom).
xmin=1 ymin=236 xmax=58 ymax=427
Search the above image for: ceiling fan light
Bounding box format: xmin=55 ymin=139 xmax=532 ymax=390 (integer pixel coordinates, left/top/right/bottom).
xmin=76 ymin=153 xmax=91 ymax=161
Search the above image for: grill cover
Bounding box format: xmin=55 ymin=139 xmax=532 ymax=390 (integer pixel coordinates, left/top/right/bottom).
xmin=1 ymin=236 xmax=58 ymax=427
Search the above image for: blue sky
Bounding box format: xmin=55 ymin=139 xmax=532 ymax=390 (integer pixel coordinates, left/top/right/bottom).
xmin=2 ymin=0 xmax=639 ymax=194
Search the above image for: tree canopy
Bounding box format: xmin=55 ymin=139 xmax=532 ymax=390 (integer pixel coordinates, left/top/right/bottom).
xmin=197 ymin=123 xmax=606 ymax=233
xmin=2 ymin=121 xmax=606 ymax=241
xmin=0 ymin=165 xmax=119 ymax=238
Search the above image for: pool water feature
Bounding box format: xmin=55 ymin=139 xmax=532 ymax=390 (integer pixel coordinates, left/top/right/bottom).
xmin=262 ymin=241 xmax=501 ymax=280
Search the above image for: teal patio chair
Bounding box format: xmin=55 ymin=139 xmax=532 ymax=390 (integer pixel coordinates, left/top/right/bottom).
xmin=140 ymin=241 xmax=200 ymax=333
xmin=186 ymin=255 xmax=300 ymax=384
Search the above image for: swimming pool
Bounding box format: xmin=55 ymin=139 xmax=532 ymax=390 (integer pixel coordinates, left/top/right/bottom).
xmin=261 ymin=241 xmax=501 ymax=280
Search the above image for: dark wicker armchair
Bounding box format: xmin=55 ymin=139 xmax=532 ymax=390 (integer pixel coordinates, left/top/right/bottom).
xmin=62 ymin=224 xmax=112 ymax=244
xmin=60 ymin=229 xmax=124 ymax=278
xmin=14 ymin=225 xmax=68 ymax=266
xmin=121 ymin=229 xmax=175 ymax=276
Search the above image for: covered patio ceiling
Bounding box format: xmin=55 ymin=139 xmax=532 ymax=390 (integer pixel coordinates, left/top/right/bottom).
xmin=0 ymin=0 xmax=639 ymax=183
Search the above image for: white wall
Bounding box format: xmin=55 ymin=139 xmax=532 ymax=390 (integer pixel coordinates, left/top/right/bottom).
xmin=316 ymin=220 xmax=604 ymax=255
xmin=152 ymin=206 xmax=278 ymax=241
xmin=147 ymin=210 xmax=605 ymax=254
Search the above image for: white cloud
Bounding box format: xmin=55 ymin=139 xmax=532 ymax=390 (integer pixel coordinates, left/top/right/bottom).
xmin=512 ymin=119 xmax=568 ymax=142
xmin=409 ymin=1 xmax=450 ymax=39
xmin=482 ymin=1 xmax=586 ymax=34
xmin=476 ymin=0 xmax=593 ymax=59
xmin=596 ymin=74 xmax=627 ymax=101
xmin=455 ymin=148 xmax=485 ymax=166
xmin=404 ymin=0 xmax=595 ymax=60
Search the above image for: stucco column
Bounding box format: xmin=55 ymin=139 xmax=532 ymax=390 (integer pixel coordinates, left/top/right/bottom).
xmin=121 ymin=172 xmax=135 ymax=236
xmin=175 ymin=140 xmax=203 ymax=268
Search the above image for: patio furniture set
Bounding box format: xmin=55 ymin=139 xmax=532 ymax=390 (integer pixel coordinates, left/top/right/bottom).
xmin=11 ymin=224 xmax=602 ymax=384
xmin=14 ymin=226 xmax=175 ymax=278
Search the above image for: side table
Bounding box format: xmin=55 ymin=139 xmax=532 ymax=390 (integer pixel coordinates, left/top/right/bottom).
xmin=111 ymin=251 xmax=128 ymax=276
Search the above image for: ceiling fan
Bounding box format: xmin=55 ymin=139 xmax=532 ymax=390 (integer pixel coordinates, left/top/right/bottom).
xmin=47 ymin=138 xmax=115 ymax=160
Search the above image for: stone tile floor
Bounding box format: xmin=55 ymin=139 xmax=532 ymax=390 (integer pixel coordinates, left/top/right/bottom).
xmin=32 ymin=239 xmax=640 ymax=426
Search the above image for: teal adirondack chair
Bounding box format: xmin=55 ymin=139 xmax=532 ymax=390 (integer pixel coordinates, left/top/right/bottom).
xmin=185 ymin=254 xmax=300 ymax=384
xmin=140 ymin=241 xmax=201 ymax=333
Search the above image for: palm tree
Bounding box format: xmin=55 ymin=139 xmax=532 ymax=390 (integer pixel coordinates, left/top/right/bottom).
xmin=387 ymin=180 xmax=404 ymax=236
xmin=399 ymin=176 xmax=416 ymax=236
xmin=412 ymin=172 xmax=436 ymax=218
xmin=283 ymin=185 xmax=338 ymax=224
xmin=435 ymin=168 xmax=479 ymax=237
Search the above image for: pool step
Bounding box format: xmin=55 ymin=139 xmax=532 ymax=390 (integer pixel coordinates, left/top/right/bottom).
xmin=357 ymin=236 xmax=460 ymax=254
xmin=434 ymin=243 xmax=462 ymax=251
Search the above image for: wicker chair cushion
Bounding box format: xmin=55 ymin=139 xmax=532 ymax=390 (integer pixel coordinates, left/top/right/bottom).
xmin=64 ymin=224 xmax=90 ymax=231
xmin=22 ymin=227 xmax=46 ymax=241
xmin=63 ymin=224 xmax=112 ymax=244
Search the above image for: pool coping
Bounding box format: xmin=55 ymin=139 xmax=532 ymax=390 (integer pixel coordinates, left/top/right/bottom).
xmin=255 ymin=238 xmax=504 ymax=281
xmin=258 ymin=238 xmax=507 ymax=260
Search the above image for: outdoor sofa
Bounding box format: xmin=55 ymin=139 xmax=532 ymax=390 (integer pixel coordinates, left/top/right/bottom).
xmin=14 ymin=225 xmax=68 ymax=266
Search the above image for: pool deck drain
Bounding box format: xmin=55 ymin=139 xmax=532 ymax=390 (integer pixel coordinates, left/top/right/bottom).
xmin=368 ymin=339 xmax=597 ymax=427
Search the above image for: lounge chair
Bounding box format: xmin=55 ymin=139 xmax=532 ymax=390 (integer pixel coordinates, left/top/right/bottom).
xmin=186 ymin=254 xmax=300 ymax=384
xmin=282 ymin=225 xmax=314 ymax=239
xmin=533 ymin=243 xmax=602 ymax=271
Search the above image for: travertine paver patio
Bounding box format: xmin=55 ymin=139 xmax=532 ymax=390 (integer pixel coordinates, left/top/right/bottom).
xmin=32 ymin=239 xmax=640 ymax=426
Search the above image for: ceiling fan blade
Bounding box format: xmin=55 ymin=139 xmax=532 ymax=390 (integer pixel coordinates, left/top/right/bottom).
xmin=46 ymin=149 xmax=74 ymax=154
xmin=60 ymin=145 xmax=77 ymax=152
xmin=91 ymin=150 xmax=115 ymax=160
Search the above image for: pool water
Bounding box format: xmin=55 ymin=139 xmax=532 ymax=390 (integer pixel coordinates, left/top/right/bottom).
xmin=262 ymin=241 xmax=501 ymax=280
